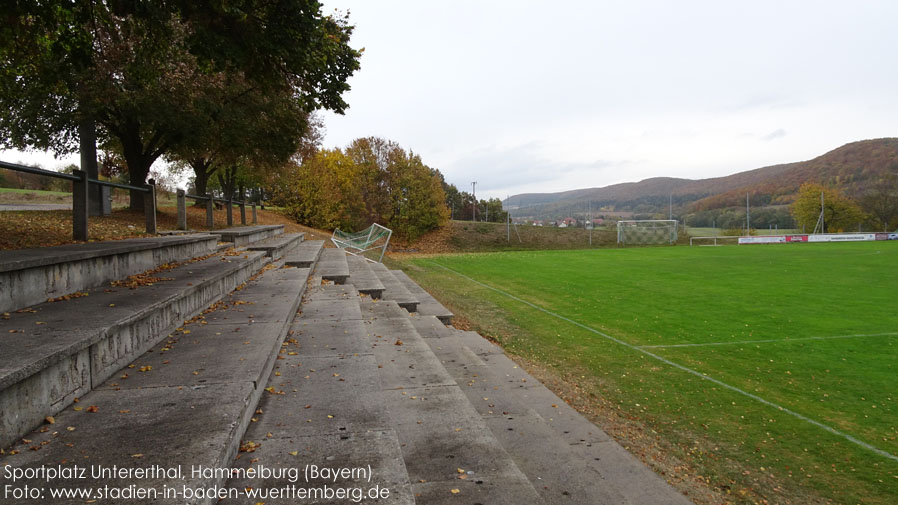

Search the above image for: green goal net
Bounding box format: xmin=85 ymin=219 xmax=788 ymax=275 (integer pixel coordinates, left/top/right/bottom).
xmin=616 ymin=220 xmax=678 ymax=245
xmin=331 ymin=223 xmax=393 ymax=262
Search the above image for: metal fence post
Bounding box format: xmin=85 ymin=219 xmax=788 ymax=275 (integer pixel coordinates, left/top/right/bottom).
xmin=176 ymin=189 xmax=187 ymax=230
xmin=72 ymin=169 xmax=89 ymax=241
xmin=226 ymin=198 xmax=233 ymax=227
xmin=251 ymin=203 xmax=257 ymax=224
xmin=144 ymin=179 xmax=157 ymax=234
xmin=205 ymin=198 xmax=214 ymax=229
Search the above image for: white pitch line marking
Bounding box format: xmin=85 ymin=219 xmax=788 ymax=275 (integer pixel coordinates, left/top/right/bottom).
xmin=428 ymin=260 xmax=898 ymax=463
xmin=639 ymin=332 xmax=898 ymax=349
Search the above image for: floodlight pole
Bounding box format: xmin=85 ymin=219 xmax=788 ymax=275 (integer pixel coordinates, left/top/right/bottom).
xmin=506 ymin=195 xmax=510 ymax=242
xmin=472 ymin=181 xmax=477 ymax=222
xmin=588 ymin=200 xmax=592 ymax=246
xmin=746 ymin=193 xmax=750 ymax=233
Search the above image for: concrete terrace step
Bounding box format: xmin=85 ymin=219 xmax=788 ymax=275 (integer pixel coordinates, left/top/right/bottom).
xmin=222 ymin=285 xmax=415 ymax=504
xmin=368 ymin=262 xmax=418 ymax=312
xmin=0 ymin=247 xmax=269 ymax=448
xmin=0 ymin=234 xmax=220 ymax=314
xmin=284 ymin=239 xmax=325 ymax=268
xmin=247 ymin=231 xmax=304 ymax=258
xmin=214 ymin=224 xmax=285 ymax=247
xmin=313 ymin=247 xmax=350 ymax=284
xmin=392 ymin=270 xmax=454 ymax=324
xmin=360 ymin=299 xmax=543 ymax=504
xmin=346 ymin=254 xmax=385 ymax=298
xmin=413 ymin=319 xmax=694 ymax=505
xmin=0 ymin=261 xmax=311 ymax=504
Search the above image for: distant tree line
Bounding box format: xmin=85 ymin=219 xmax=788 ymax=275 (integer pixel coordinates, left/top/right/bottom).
xmin=683 ymin=178 xmax=898 ymax=233
xmin=441 ymin=182 xmax=508 ymax=223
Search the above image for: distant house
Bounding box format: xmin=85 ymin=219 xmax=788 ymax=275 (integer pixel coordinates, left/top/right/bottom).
xmin=561 ymin=217 xmax=577 ymax=227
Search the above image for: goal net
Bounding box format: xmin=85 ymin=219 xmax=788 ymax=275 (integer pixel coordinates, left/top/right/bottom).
xmin=331 ymin=223 xmax=393 ymax=262
xmin=617 ymin=220 xmax=678 ymax=245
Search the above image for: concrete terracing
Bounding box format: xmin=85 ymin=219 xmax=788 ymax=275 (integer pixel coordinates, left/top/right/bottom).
xmin=0 ymin=234 xmax=220 ymax=313
xmin=0 ymin=237 xmax=693 ymax=505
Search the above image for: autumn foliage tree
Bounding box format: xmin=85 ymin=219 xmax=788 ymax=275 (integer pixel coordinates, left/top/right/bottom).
xmin=791 ymin=183 xmax=866 ymax=233
xmin=271 ymin=138 xmax=449 ymax=240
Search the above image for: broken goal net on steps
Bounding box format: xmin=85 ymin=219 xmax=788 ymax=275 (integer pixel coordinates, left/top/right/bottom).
xmin=331 ymin=223 xmax=393 ymax=262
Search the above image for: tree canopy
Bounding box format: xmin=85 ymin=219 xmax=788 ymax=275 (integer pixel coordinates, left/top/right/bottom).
xmin=791 ymin=183 xmax=866 ymax=233
xmin=1 ymin=1 xmax=361 ymax=207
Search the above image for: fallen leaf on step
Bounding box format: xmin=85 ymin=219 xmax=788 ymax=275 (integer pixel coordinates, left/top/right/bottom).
xmin=450 ymin=489 xmax=460 ymax=494
xmin=86 ymin=405 xmax=99 ymax=413
xmin=45 ymin=416 xmax=55 ymax=424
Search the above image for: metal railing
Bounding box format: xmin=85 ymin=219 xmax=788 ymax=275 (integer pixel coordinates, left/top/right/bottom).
xmin=2 ymin=159 xmax=262 ymax=239
xmin=176 ymin=190 xmax=257 ymax=231
xmin=0 ymin=160 xmax=155 ymax=241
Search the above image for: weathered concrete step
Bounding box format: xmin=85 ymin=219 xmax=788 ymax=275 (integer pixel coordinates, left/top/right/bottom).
xmin=285 ymin=239 xmax=324 ymax=268
xmin=303 ymin=282 xmax=359 ymax=302
xmin=0 ymin=248 xmax=269 ymax=449
xmin=247 ymin=231 xmax=304 ymax=258
xmin=313 ymin=247 xmax=350 ymax=284
xmin=0 ymin=262 xmax=309 ymax=504
xmin=0 ymin=234 xmax=220 ymax=313
xmin=391 ymin=270 xmax=453 ymax=324
xmin=360 ymin=298 xmax=409 ymax=320
xmin=223 ymin=305 xmax=415 ymax=503
xmin=363 ymin=309 xmax=543 ymax=504
xmin=346 ymin=254 xmax=385 ymax=298
xmin=369 ymin=262 xmax=418 ymax=312
xmin=214 ymin=224 xmax=285 ymax=247
xmin=415 ymin=324 xmax=694 ymax=505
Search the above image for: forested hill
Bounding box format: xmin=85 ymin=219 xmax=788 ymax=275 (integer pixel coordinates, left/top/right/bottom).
xmin=504 ymin=138 xmax=898 ymax=219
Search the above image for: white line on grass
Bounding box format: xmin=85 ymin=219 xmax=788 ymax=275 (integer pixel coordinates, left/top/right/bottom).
xmin=639 ymin=332 xmax=898 ymax=349
xmin=427 ymin=260 xmax=898 ymax=463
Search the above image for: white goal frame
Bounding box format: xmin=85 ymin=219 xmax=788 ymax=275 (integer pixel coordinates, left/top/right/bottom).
xmin=616 ymin=220 xmax=678 ymax=245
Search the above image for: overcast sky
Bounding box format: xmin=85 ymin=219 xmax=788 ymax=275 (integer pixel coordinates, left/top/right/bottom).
xmin=4 ymin=1 xmax=895 ymax=201
xmin=318 ymin=0 xmax=898 ymax=199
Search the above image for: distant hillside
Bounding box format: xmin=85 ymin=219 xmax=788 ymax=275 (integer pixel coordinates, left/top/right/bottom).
xmin=505 ymin=138 xmax=898 ymax=221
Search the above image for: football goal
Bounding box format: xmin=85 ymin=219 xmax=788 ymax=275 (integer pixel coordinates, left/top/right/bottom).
xmin=331 ymin=223 xmax=392 ymax=262
xmin=617 ymin=220 xmax=678 ymax=245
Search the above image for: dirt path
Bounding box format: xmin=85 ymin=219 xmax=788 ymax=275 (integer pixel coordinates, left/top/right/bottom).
xmin=0 ymin=203 xmax=72 ymax=211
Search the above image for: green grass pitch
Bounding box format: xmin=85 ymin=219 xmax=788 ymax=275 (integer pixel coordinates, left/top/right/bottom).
xmin=402 ymin=242 xmax=898 ymax=504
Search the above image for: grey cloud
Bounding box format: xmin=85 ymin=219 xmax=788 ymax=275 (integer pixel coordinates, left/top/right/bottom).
xmin=761 ymin=128 xmax=787 ymax=141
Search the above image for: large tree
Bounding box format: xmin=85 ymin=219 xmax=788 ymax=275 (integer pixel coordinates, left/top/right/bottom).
xmin=1 ymin=1 xmax=361 ymax=209
xmin=169 ymin=74 xmax=314 ymax=203
xmin=791 ymin=183 xmax=866 ymax=233
xmin=859 ymin=170 xmax=898 ymax=231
